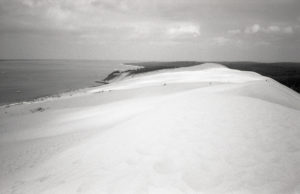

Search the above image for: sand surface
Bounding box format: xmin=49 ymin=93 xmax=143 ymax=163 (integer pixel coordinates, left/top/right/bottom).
xmin=1 ymin=63 xmax=300 ymax=194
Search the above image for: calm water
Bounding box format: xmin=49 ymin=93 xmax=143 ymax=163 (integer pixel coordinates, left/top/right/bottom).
xmin=0 ymin=60 xmax=133 ymax=105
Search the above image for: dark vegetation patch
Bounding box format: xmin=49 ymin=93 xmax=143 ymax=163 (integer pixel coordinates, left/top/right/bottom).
xmin=127 ymin=61 xmax=201 ymax=68
xmin=118 ymin=61 xmax=202 ymax=76
xmin=103 ymin=70 xmax=123 ymax=81
xmin=127 ymin=65 xmax=181 ymax=74
xmin=103 ymin=63 xmax=198 ymax=82
xmin=94 ymin=80 xmax=109 ymax=84
xmin=103 ymin=61 xmax=300 ymax=93
xmin=30 ymin=107 xmax=46 ymax=113
xmin=219 ymin=62 xmax=300 ymax=93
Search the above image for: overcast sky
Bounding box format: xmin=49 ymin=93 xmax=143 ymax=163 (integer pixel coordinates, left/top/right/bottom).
xmin=0 ymin=0 xmax=300 ymax=61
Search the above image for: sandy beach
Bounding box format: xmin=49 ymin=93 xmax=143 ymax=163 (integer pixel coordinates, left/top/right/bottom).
xmin=1 ymin=63 xmax=300 ymax=194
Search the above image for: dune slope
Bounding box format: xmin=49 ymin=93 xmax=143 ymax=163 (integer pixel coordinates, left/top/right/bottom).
xmin=0 ymin=63 xmax=300 ymax=194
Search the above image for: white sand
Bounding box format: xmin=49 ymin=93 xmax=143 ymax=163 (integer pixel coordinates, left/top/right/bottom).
xmin=1 ymin=63 xmax=300 ymax=194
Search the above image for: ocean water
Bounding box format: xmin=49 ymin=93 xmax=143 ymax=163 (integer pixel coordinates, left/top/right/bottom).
xmin=0 ymin=60 xmax=134 ymax=105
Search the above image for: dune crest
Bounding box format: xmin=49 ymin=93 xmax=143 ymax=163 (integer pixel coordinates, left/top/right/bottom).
xmin=0 ymin=64 xmax=300 ymax=194
xmin=188 ymin=62 xmax=228 ymax=70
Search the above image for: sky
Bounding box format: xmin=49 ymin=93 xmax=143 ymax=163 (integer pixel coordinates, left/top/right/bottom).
xmin=0 ymin=0 xmax=300 ymax=61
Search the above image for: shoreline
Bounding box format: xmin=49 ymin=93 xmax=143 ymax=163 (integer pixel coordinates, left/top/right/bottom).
xmin=0 ymin=84 xmax=104 ymax=108
xmin=0 ymin=63 xmax=142 ymax=108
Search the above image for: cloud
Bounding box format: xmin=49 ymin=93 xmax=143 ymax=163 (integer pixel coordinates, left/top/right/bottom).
xmin=283 ymin=26 xmax=294 ymax=34
xmin=267 ymin=25 xmax=280 ymax=32
xmin=166 ymin=23 xmax=200 ymax=38
xmin=245 ymin=24 xmax=261 ymax=34
xmin=46 ymin=6 xmax=71 ymax=22
xmin=265 ymin=25 xmax=294 ymax=34
xmin=243 ymin=24 xmax=295 ymax=35
xmin=212 ymin=37 xmax=230 ymax=46
xmin=228 ymin=29 xmax=241 ymax=35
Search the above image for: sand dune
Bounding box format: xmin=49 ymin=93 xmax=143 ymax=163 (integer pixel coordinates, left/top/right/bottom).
xmin=1 ymin=63 xmax=300 ymax=194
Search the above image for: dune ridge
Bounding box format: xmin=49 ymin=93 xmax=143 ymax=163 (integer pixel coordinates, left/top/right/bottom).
xmin=0 ymin=63 xmax=300 ymax=194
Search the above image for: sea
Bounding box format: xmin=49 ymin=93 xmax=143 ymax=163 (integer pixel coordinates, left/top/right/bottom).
xmin=0 ymin=59 xmax=136 ymax=105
